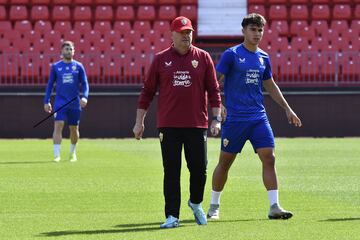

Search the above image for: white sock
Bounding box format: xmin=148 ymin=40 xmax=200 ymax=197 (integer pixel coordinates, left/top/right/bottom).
xmin=70 ymin=144 xmax=77 ymax=155
xmin=54 ymin=144 xmax=61 ymax=158
xmin=267 ymin=190 xmax=279 ymax=206
xmin=211 ymin=190 xmax=222 ymax=205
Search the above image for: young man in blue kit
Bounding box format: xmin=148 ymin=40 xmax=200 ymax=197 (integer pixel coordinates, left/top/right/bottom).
xmin=207 ymin=13 xmax=302 ymax=220
xmin=44 ymin=41 xmax=89 ymax=162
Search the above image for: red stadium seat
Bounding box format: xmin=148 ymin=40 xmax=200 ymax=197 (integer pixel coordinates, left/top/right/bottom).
xmin=267 ymin=37 xmax=289 ymax=53
xmin=270 ymin=21 xmax=289 ymax=36
xmin=288 ymin=0 xmax=308 ymax=3
xmin=158 ymin=0 xmax=177 ymax=4
xmin=330 ymin=20 xmax=349 ymax=36
xmin=332 ymin=4 xmax=351 ymax=20
xmin=153 ymin=20 xmax=171 ymax=40
xmin=350 ymin=20 xmax=360 ymax=33
xmin=248 ymin=0 xmax=266 ymax=3
xmin=290 ymin=20 xmax=308 ymax=35
xmin=10 ymin=0 xmax=28 ymax=3
xmin=354 ymin=5 xmax=360 ymax=19
xmin=0 ymin=38 xmax=10 ymax=53
xmin=0 ymin=6 xmax=6 ymax=20
xmin=53 ymin=0 xmax=71 ymax=4
xmin=84 ymin=30 xmax=101 ymax=46
xmin=114 ymin=21 xmax=132 ymax=34
xmin=116 ymin=6 xmax=134 ymax=20
xmin=31 ymin=5 xmax=50 ymax=21
xmin=45 ymin=30 xmax=62 ymax=46
xmin=31 ymin=0 xmax=51 ymax=4
xmin=137 ymin=5 xmax=156 ymax=20
xmin=310 ymin=0 xmax=328 ymax=3
xmin=73 ymin=6 xmax=92 ymax=21
xmin=291 ymin=37 xmax=310 ymax=52
xmin=328 ymin=36 xmax=350 ymax=52
xmin=133 ymin=37 xmax=153 ymax=52
xmin=311 ymin=5 xmax=330 ymax=20
xmin=73 ymin=0 xmax=93 ymax=4
xmin=63 ymin=30 xmax=82 ymax=45
xmin=95 ymin=5 xmax=113 ymax=20
xmin=248 ymin=5 xmax=266 ymax=18
xmin=14 ymin=20 xmax=32 ymax=33
xmin=311 ymin=37 xmax=330 ymax=52
xmin=53 ymin=21 xmax=72 ymax=35
xmin=153 ymin=37 xmax=171 ymax=51
xmin=179 ymin=5 xmax=197 ymax=21
xmin=138 ymin=0 xmax=156 ymax=4
xmin=74 ymin=21 xmax=92 ymax=36
xmin=0 ymin=21 xmax=12 ymax=35
xmin=52 ymin=6 xmax=71 ymax=21
xmin=310 ymin=20 xmax=328 ymax=37
xmin=115 ymin=0 xmax=135 ymax=3
xmin=13 ymin=37 xmax=31 ymax=53
xmin=33 ymin=38 xmax=51 ymax=53
xmin=290 ymin=5 xmax=308 ymax=20
xmin=94 ymin=21 xmax=112 ymax=35
xmin=34 ymin=21 xmax=52 ymax=36
xmin=179 ymin=0 xmax=197 ymax=4
xmin=94 ymin=0 xmax=113 ymax=4
xmin=158 ymin=6 xmax=177 ymax=21
xmin=268 ymin=5 xmax=287 ymax=20
xmin=9 ymin=5 xmax=28 ymax=21
xmin=268 ymin=0 xmax=287 ymax=3
xmin=133 ymin=20 xmax=151 ymax=32
xmin=332 ymin=0 xmax=351 ymax=3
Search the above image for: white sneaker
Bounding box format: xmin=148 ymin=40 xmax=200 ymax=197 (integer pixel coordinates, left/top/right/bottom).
xmin=268 ymin=203 xmax=293 ymax=219
xmin=188 ymin=200 xmax=207 ymax=225
xmin=207 ymin=204 xmax=220 ymax=220
xmin=54 ymin=156 xmax=61 ymax=162
xmin=69 ymin=153 xmax=77 ymax=162
xmin=160 ymin=215 xmax=179 ymax=228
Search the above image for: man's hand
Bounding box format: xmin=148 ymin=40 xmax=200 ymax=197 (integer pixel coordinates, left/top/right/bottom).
xmin=286 ymin=108 xmax=302 ymax=127
xmin=221 ymin=105 xmax=227 ymax=122
xmin=133 ymin=123 xmax=145 ymax=140
xmin=44 ymin=103 xmax=52 ymax=113
xmin=210 ymin=120 xmax=221 ymax=136
xmin=80 ymin=97 xmax=88 ymax=108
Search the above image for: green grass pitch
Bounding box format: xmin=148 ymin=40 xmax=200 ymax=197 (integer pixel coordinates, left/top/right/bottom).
xmin=0 ymin=138 xmax=359 ymax=240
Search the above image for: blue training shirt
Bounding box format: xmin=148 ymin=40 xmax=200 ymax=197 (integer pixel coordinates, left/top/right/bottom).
xmin=44 ymin=60 xmax=89 ymax=110
xmin=216 ymin=43 xmax=272 ymax=122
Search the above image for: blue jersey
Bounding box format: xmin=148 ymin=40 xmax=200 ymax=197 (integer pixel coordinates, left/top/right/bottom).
xmin=216 ymin=43 xmax=272 ymax=121
xmin=44 ymin=60 xmax=89 ymax=110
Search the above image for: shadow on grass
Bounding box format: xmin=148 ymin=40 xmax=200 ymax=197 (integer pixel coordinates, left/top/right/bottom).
xmin=38 ymin=221 xmax=187 ymax=237
xmin=0 ymin=161 xmax=51 ymax=165
xmin=319 ymin=217 xmax=360 ymax=222
xmin=38 ymin=218 xmax=267 ymax=237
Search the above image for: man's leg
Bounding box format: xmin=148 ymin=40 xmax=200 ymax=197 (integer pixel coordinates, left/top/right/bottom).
xmin=207 ymin=151 xmax=237 ymax=219
xmin=183 ymin=128 xmax=207 ymax=225
xmin=53 ymin=120 xmax=64 ymax=162
xmin=69 ymin=125 xmax=79 ymax=162
xmin=67 ymin=109 xmax=81 ymax=162
xmin=159 ymin=128 xmax=183 ymax=221
xmin=257 ymin=148 xmax=292 ymax=219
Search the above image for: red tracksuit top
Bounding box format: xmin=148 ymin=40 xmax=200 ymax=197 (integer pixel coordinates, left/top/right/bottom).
xmin=138 ymin=45 xmax=221 ymax=128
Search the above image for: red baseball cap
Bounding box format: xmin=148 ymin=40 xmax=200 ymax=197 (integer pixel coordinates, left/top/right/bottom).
xmin=170 ymin=16 xmax=194 ymax=32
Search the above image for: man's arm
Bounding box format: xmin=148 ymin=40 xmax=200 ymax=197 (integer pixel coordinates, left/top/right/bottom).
xmin=43 ymin=66 xmax=56 ymax=113
xmin=80 ymin=64 xmax=89 ymax=108
xmin=263 ymin=78 xmax=302 ymax=127
xmin=133 ymin=109 xmax=147 ymax=140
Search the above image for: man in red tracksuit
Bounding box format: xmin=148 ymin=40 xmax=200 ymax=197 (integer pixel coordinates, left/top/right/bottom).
xmin=133 ymin=16 xmax=222 ymax=228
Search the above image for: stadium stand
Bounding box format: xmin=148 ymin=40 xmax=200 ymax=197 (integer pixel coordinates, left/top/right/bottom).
xmin=0 ymin=0 xmax=359 ymax=86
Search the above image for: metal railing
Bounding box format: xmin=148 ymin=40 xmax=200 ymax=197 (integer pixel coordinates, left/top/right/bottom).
xmin=1 ymin=51 xmax=359 ymax=87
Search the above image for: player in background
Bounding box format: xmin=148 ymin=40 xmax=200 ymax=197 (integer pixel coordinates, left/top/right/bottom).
xmin=133 ymin=16 xmax=221 ymax=228
xmin=44 ymin=41 xmax=89 ymax=162
xmin=207 ymin=13 xmax=302 ymax=220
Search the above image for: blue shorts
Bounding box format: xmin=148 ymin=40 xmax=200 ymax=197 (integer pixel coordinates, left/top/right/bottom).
xmin=54 ymin=108 xmax=81 ymax=125
xmin=221 ymin=118 xmax=275 ymax=153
